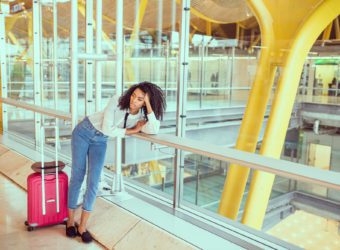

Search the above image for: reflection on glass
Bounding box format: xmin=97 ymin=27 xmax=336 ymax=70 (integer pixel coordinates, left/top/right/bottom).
xmin=176 ymin=152 xmax=340 ymax=249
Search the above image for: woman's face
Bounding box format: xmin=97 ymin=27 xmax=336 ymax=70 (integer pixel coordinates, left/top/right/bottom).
xmin=129 ymin=88 xmax=145 ymax=114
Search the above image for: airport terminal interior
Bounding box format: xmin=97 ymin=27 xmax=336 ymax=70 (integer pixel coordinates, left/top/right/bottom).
xmin=0 ymin=0 xmax=340 ymax=249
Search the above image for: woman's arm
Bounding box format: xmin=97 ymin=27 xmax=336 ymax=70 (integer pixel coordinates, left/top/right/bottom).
xmin=126 ymin=120 xmax=147 ymax=135
xmin=141 ymin=94 xmax=161 ymax=134
xmin=144 ymin=93 xmax=153 ymax=114
xmin=141 ymin=113 xmax=160 ymax=134
xmin=101 ymin=96 xmax=127 ymax=137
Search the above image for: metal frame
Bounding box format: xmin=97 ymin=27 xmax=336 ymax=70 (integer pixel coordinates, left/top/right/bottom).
xmin=0 ymin=11 xmax=8 ymax=132
xmin=95 ymin=0 xmax=103 ymax=112
xmin=53 ymin=0 xmax=58 ymax=109
xmin=174 ymin=0 xmax=191 ymax=208
xmin=133 ymin=133 xmax=340 ymax=190
xmin=70 ymin=0 xmax=78 ymax=129
xmin=229 ymin=46 xmax=235 ymax=103
xmin=85 ymin=0 xmax=94 ymax=115
xmin=111 ymin=0 xmax=126 ymax=196
xmin=0 ymin=97 xmax=71 ymax=120
xmin=33 ymin=0 xmax=42 ymax=146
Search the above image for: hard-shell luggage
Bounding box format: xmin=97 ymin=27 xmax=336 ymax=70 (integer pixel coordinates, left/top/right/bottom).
xmin=26 ymin=172 xmax=68 ymax=230
xmin=25 ymin=125 xmax=68 ymax=231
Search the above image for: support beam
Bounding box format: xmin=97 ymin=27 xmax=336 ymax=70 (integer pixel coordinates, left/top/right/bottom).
xmin=4 ymin=14 xmax=19 ymax=34
xmin=334 ymin=16 xmax=340 ymax=39
xmin=129 ymin=0 xmax=148 ymax=47
xmin=218 ymin=0 xmax=276 ymax=220
xmin=236 ymin=23 xmax=240 ymax=40
xmin=206 ymin=21 xmax=211 ymax=36
xmin=111 ymin=0 xmax=124 ymax=194
xmin=239 ymin=26 xmax=245 ymax=49
xmin=189 ymin=27 xmax=196 ymax=44
xmin=70 ymin=0 xmax=78 ymax=129
xmin=149 ymin=161 xmax=162 ymax=184
xmin=32 ymin=0 xmax=42 ymax=146
xmin=78 ymin=2 xmax=116 ymax=58
xmin=7 ymin=31 xmax=19 ymax=45
xmin=174 ymin=0 xmax=191 ymax=208
xmin=242 ymin=0 xmax=340 ymax=230
xmin=250 ymin=28 xmax=255 ymax=43
xmin=95 ymin=0 xmax=102 ymax=112
xmin=85 ymin=0 xmax=94 ymax=115
xmin=0 ymin=11 xmax=8 ymax=133
xmin=52 ymin=0 xmax=58 ymax=109
xmin=322 ymin=21 xmax=333 ymax=41
xmin=249 ymin=34 xmax=261 ymax=50
xmin=125 ymin=0 xmax=149 ymax=83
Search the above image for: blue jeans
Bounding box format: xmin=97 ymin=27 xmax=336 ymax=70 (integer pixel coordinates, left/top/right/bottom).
xmin=68 ymin=117 xmax=108 ymax=212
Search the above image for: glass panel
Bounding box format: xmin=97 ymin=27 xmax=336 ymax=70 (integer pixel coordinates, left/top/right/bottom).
xmin=8 ymin=61 xmax=33 ymax=102
xmin=186 ymin=36 xmax=262 ymax=145
xmin=115 ymin=137 xmax=175 ymax=199
xmin=296 ymin=57 xmax=340 ymax=104
xmin=182 ymin=153 xmax=227 ymax=211
xmin=122 ymin=1 xmax=178 ymax=134
xmin=177 ymin=150 xmax=340 ymax=249
xmin=280 ymin=45 xmax=340 ymax=188
xmin=8 ymin=107 xmax=35 ymax=140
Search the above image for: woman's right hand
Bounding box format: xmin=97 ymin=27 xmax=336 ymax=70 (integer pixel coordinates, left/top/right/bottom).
xmin=126 ymin=120 xmax=146 ymax=135
xmin=134 ymin=120 xmax=147 ymax=132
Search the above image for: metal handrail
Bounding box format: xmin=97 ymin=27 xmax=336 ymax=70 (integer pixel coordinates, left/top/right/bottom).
xmin=0 ymin=97 xmax=72 ymax=121
xmin=1 ymin=97 xmax=339 ymax=191
xmin=134 ymin=133 xmax=340 ymax=190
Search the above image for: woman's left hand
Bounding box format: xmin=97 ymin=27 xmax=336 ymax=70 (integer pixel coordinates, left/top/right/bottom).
xmin=144 ymin=93 xmax=151 ymax=106
xmin=144 ymin=93 xmax=153 ymax=114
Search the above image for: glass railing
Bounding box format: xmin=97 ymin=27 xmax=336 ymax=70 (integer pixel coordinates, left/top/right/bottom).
xmin=297 ymin=86 xmax=340 ymax=105
xmin=125 ymin=133 xmax=340 ymax=250
xmin=1 ymin=99 xmax=340 ymax=249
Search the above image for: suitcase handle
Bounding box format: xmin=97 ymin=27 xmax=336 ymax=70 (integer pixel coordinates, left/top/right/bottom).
xmin=44 ymin=174 xmax=57 ymax=181
xmin=41 ymin=120 xmax=60 ymax=215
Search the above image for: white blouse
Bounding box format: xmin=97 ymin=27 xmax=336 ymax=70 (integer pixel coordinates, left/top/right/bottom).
xmin=88 ymin=95 xmax=160 ymax=138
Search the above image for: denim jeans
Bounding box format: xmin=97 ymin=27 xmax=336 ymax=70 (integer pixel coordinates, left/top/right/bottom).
xmin=68 ymin=117 xmax=108 ymax=212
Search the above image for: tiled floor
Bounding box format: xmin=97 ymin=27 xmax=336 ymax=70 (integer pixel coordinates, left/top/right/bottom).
xmin=268 ymin=210 xmax=340 ymax=250
xmin=0 ymin=173 xmax=105 ymax=250
xmin=0 ymin=144 xmax=197 ymax=250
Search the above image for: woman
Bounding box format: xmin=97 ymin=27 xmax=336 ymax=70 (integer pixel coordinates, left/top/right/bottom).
xmin=66 ymin=81 xmax=166 ymax=243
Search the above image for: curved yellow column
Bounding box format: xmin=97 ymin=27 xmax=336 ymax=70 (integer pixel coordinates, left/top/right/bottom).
xmin=149 ymin=160 xmax=162 ymax=184
xmin=126 ymin=0 xmax=149 ymax=83
xmin=242 ymin=0 xmax=340 ymax=229
xmin=218 ymin=0 xmax=277 ymax=219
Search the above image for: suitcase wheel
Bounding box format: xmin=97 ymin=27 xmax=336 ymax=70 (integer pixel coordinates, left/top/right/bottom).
xmin=27 ymin=226 xmax=34 ymax=232
xmin=24 ymin=221 xmax=28 ymax=226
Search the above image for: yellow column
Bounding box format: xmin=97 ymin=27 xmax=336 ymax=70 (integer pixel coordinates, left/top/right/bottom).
xmin=242 ymin=0 xmax=340 ymax=229
xmin=27 ymin=12 xmax=33 ymax=68
xmin=125 ymin=0 xmax=148 ymax=83
xmin=149 ymin=161 xmax=162 ymax=184
xmin=189 ymin=28 xmax=196 ymax=44
xmin=7 ymin=32 xmax=19 ymax=45
xmin=78 ymin=2 xmax=116 ymax=53
xmin=322 ymin=21 xmax=333 ymax=41
xmin=218 ymin=0 xmax=277 ymax=219
xmin=335 ymin=17 xmax=340 ymax=39
xmin=129 ymin=0 xmax=148 ymax=47
xmin=206 ymin=21 xmax=212 ymax=36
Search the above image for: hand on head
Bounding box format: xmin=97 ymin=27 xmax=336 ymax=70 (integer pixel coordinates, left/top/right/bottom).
xmin=144 ymin=93 xmax=150 ymax=106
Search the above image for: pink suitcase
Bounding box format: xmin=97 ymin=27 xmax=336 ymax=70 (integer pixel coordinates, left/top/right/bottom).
xmin=25 ymin=125 xmax=68 ymax=231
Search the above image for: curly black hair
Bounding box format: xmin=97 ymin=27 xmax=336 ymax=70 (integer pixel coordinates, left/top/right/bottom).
xmin=118 ymin=81 xmax=166 ymax=120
